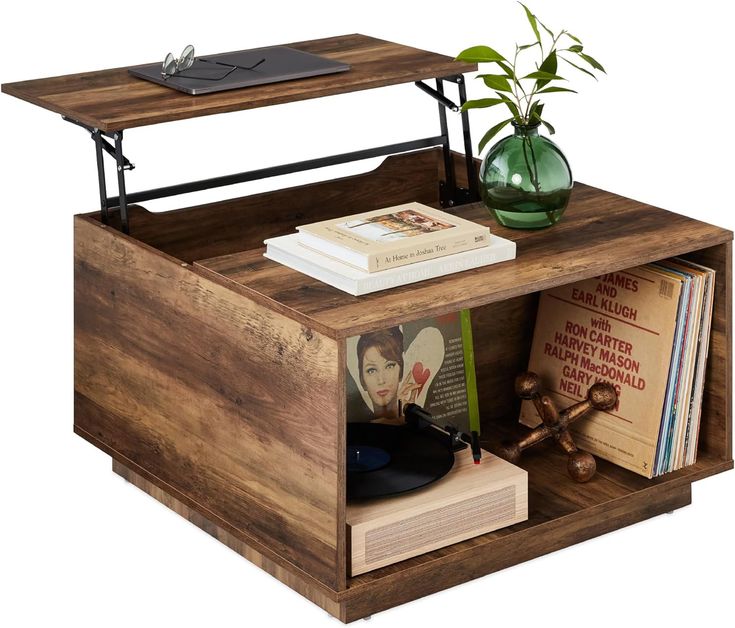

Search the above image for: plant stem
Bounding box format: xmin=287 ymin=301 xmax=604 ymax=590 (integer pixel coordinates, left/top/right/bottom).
xmin=520 ymin=134 xmax=541 ymax=194
xmin=511 ymin=46 xmax=528 ymax=123
xmin=523 ymin=29 xmax=564 ymax=121
xmin=527 ymin=135 xmax=541 ymax=192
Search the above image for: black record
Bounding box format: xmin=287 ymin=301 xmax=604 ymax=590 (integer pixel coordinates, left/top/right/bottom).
xmin=347 ymin=422 xmax=455 ymax=500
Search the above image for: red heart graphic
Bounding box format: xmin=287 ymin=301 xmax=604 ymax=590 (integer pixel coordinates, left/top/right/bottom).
xmin=412 ymin=362 xmax=431 ymax=386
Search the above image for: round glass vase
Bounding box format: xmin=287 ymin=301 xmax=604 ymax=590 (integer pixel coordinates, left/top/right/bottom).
xmin=479 ymin=122 xmax=572 ymax=229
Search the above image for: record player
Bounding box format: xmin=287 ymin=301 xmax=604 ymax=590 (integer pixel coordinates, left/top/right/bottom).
xmin=346 ymin=404 xmax=528 ymax=575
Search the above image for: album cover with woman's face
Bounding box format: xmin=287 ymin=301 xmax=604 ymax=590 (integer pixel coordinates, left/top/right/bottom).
xmin=346 ymin=309 xmax=480 ymax=435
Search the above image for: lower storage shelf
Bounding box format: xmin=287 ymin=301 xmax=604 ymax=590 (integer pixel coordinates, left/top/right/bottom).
xmin=107 ymin=440 xmax=732 ymax=623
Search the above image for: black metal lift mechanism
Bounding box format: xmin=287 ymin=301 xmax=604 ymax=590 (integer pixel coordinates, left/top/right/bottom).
xmin=64 ymin=75 xmax=479 ymax=235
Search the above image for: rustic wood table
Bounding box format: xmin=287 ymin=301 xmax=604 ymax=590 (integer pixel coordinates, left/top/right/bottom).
xmin=3 ymin=34 xmax=732 ymax=623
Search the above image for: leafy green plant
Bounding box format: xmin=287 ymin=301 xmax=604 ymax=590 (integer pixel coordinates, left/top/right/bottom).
xmin=456 ymin=2 xmax=606 ymax=153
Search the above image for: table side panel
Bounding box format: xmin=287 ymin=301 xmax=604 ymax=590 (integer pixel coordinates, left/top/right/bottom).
xmin=681 ymin=242 xmax=733 ymax=460
xmin=74 ymin=216 xmax=345 ymax=590
xmin=111 ymin=460 xmax=343 ymax=617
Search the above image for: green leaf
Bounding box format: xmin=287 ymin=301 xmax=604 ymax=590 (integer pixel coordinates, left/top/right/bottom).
xmin=535 ymin=50 xmax=558 ymax=89
xmin=559 ymin=55 xmax=598 ymax=80
xmin=478 ymin=74 xmax=513 ymax=92
xmin=528 ymin=101 xmax=543 ymax=124
xmin=456 ymin=45 xmax=508 ymax=63
xmin=537 ymin=86 xmax=578 ymax=94
xmin=518 ymin=2 xmax=541 ymax=44
xmin=539 ymin=50 xmax=558 ymax=74
xmin=567 ymin=44 xmax=583 ymax=53
xmin=578 ymin=52 xmax=606 ymax=73
xmin=478 ymin=118 xmax=513 ymax=153
xmin=460 ymin=98 xmax=508 ymax=112
xmin=523 ymin=70 xmax=566 ymax=81
xmin=495 ymin=60 xmax=516 ymax=79
xmin=518 ymin=42 xmax=540 ymax=51
xmin=565 ymin=32 xmax=583 ymax=45
xmin=540 ymin=118 xmax=556 ymax=135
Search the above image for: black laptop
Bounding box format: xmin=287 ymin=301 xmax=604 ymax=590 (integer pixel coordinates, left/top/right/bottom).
xmin=129 ymin=45 xmax=351 ymax=95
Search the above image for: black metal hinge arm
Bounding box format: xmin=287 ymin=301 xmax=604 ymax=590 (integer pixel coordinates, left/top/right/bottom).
xmin=62 ymin=117 xmax=134 ymax=170
xmin=415 ymin=76 xmax=479 ymax=207
xmin=414 ymin=81 xmax=460 ymax=112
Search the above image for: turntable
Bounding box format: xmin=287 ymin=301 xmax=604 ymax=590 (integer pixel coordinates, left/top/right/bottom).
xmin=346 ymin=405 xmax=528 ymax=576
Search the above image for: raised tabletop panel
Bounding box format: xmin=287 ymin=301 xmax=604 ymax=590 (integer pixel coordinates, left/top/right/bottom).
xmin=1 ymin=34 xmax=475 ymax=131
xmin=196 ymin=183 xmax=733 ymax=338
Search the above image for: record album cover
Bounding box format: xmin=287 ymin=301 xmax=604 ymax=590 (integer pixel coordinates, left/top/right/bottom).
xmin=517 ymin=262 xmax=714 ymax=478
xmin=346 ymin=310 xmax=480 ymax=435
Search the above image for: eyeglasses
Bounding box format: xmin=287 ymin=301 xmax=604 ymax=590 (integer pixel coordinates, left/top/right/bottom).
xmin=162 ymin=45 xmax=195 ymax=78
xmin=161 ymin=45 xmax=266 ymax=81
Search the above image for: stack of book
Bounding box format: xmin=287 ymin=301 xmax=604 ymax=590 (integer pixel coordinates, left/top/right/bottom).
xmin=520 ymin=258 xmax=715 ymax=478
xmin=264 ymin=202 xmax=516 ymax=296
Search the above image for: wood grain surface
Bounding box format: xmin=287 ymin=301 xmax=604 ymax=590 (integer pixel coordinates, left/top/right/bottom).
xmin=342 ymin=481 xmax=694 ymax=621
xmin=112 ymin=460 xmax=343 ymax=617
xmin=2 ymin=34 xmax=475 ymax=131
xmin=470 ymin=293 xmax=539 ymax=426
xmin=344 ymin=446 xmax=728 ymax=597
xmin=341 ymin=438 xmax=729 ymax=620
xmin=109 ymin=446 xmax=728 ymax=622
xmin=70 ymin=146 xmax=733 ymax=620
xmin=680 ymin=243 xmax=733 ymax=460
xmin=197 ymin=183 xmax=733 ymax=339
xmin=74 ymin=216 xmax=345 ymax=590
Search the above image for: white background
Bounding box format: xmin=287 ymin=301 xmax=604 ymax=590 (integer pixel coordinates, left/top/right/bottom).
xmin=1 ymin=1 xmax=733 ymax=626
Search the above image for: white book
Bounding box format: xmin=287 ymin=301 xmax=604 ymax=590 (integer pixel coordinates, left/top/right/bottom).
xmin=263 ymin=232 xmax=516 ymax=296
xmin=296 ymin=202 xmax=491 ymax=272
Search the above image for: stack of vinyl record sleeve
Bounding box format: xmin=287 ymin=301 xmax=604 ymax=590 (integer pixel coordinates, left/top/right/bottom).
xmin=520 ymin=257 xmax=715 ymax=479
xmin=650 ymin=258 xmax=716 ymax=476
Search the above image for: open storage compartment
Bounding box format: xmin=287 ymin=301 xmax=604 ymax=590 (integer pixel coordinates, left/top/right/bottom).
xmin=74 ymin=148 xmax=733 ymax=621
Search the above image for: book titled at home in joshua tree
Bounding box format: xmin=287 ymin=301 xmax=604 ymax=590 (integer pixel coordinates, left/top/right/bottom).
xmin=346 ymin=309 xmax=480 ymax=437
xmin=263 ymin=232 xmax=515 ymax=296
xmin=297 ymin=202 xmax=491 ymax=272
xmin=519 ymin=260 xmax=714 ymax=478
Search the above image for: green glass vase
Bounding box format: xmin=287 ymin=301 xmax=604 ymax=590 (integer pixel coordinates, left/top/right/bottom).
xmin=479 ymin=122 xmax=572 ymax=229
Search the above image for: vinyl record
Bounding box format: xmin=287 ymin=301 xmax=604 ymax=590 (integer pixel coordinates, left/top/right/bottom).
xmin=347 ymin=422 xmax=454 ymax=500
